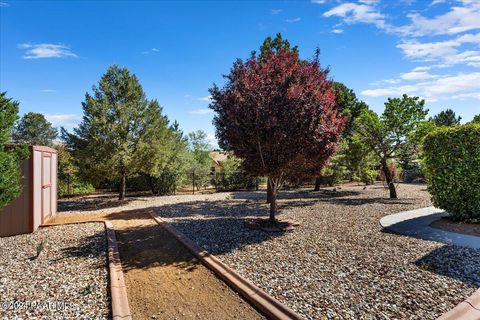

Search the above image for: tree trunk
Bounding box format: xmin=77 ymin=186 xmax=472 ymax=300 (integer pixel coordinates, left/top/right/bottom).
xmin=119 ymin=174 xmax=126 ymax=200
xmin=381 ymin=159 xmax=397 ymax=199
xmin=314 ymin=177 xmax=321 ymax=191
xmin=269 ymin=179 xmax=277 ymax=223
xmin=266 ymin=177 xmax=273 ymax=203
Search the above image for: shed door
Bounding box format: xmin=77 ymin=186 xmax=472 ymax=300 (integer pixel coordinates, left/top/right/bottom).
xmin=42 ymin=153 xmax=52 ymax=220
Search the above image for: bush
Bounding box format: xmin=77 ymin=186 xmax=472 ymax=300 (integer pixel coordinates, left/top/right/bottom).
xmin=214 ymin=157 xmax=258 ymax=191
xmin=423 ymin=124 xmax=480 ymax=221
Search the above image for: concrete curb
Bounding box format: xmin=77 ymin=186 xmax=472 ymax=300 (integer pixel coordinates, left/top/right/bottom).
xmin=379 ymin=207 xmax=480 ymax=250
xmin=150 ymin=210 xmax=304 ymax=320
xmin=438 ymin=288 xmax=480 ymax=320
xmin=42 ymin=220 xmax=132 ymax=320
xmin=105 ymin=221 xmax=132 ymax=320
xmin=379 ymin=208 xmax=480 ymax=320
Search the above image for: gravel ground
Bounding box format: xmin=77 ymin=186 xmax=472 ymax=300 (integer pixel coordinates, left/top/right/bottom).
xmin=0 ymin=223 xmax=109 ymax=319
xmin=151 ymin=183 xmax=480 ymax=320
xmin=56 ymin=184 xmax=480 ymax=319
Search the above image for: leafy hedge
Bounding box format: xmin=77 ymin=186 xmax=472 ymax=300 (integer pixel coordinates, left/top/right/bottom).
xmin=423 ymin=124 xmax=480 ymax=221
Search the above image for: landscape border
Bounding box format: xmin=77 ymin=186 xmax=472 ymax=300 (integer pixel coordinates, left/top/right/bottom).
xmin=42 ymin=221 xmax=132 ymax=320
xmin=150 ymin=209 xmax=304 ymax=320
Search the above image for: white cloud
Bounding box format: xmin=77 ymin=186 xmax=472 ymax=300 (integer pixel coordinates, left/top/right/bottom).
xmin=362 ymin=72 xmax=480 ymax=102
xmin=398 ymin=2 xmax=480 ymax=37
xmin=452 ymin=92 xmax=480 ymax=100
xmin=311 ymin=0 xmax=327 ymax=4
xmin=189 ymin=108 xmax=213 ymax=115
xmin=361 ymin=85 xmax=418 ymax=97
xmin=400 ymin=71 xmax=440 ymax=80
xmin=286 ymin=17 xmax=301 ymax=23
xmin=0 ymin=2 xmax=9 ymax=7
xmin=184 ymin=94 xmax=192 ymax=98
xmin=271 ymin=9 xmax=282 ymax=15
xmin=323 ymin=2 xmax=390 ymax=30
xmin=142 ymin=48 xmax=160 ymax=55
xmin=331 ymin=28 xmax=344 ymax=34
xmin=197 ymin=95 xmax=212 ymax=102
xmin=45 ymin=114 xmax=82 ymax=128
xmin=40 ymin=89 xmax=57 ymax=93
xmin=397 ymin=32 xmax=480 ymax=66
xmin=18 ymin=43 xmax=77 ymax=59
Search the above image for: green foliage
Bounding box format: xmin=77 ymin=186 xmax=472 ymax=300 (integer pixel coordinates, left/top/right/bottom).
xmin=355 ymin=95 xmax=428 ymax=197
xmin=64 ymin=65 xmax=161 ymax=199
xmin=187 ymin=130 xmax=212 ymax=189
xmin=423 ymin=124 xmax=480 ymax=221
xmin=259 ymin=33 xmax=298 ymax=59
xmin=0 ymin=92 xmax=27 ymax=209
xmin=12 ymin=112 xmax=58 ymax=146
xmin=398 ymin=120 xmax=437 ymax=170
xmin=146 ymin=122 xmax=191 ymax=195
xmin=332 ymin=82 xmax=369 ymax=138
xmin=470 ymin=114 xmax=480 ymax=124
xmin=57 ymin=144 xmax=94 ymax=196
xmin=342 ymin=136 xmax=378 ymax=184
xmin=432 ymin=108 xmax=461 ymax=127
xmin=214 ymin=156 xmax=258 ymax=191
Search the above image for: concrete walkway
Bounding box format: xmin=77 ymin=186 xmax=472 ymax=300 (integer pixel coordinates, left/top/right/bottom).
xmin=380 ymin=207 xmax=480 ymax=250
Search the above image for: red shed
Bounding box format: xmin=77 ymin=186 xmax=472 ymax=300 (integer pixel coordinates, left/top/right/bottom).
xmin=0 ymin=146 xmax=58 ymax=237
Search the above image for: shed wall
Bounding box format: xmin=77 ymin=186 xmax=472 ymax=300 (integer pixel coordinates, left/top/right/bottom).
xmin=0 ymin=146 xmax=58 ymax=237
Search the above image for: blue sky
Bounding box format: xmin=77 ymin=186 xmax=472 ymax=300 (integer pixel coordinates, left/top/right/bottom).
xmin=1 ymin=0 xmax=479 ymax=146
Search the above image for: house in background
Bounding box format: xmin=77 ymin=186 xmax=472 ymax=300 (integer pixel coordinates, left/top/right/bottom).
xmin=209 ymin=151 xmax=229 ymax=178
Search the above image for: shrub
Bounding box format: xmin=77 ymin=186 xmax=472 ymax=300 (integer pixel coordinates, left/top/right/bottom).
xmin=214 ymin=157 xmax=258 ymax=191
xmin=423 ymin=124 xmax=480 ymax=220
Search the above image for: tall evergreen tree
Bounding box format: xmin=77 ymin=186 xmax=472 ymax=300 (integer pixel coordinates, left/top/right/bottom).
xmin=12 ymin=112 xmax=57 ymax=146
xmin=65 ymin=65 xmax=157 ymax=200
xmin=432 ymin=108 xmax=461 ymax=126
xmin=0 ymin=93 xmax=27 ymax=209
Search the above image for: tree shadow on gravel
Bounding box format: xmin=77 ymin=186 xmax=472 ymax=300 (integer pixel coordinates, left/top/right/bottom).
xmin=231 ymin=189 xmax=415 ymax=207
xmin=58 ymin=221 xmax=202 ymax=272
xmin=414 ymin=245 xmax=480 ymax=287
xmin=58 ymin=194 xmax=140 ymax=212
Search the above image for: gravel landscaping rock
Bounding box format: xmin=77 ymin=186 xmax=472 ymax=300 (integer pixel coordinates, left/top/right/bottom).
xmin=56 ymin=184 xmax=480 ymax=319
xmin=151 ymin=183 xmax=480 ymax=320
xmin=0 ymin=223 xmax=109 ymax=319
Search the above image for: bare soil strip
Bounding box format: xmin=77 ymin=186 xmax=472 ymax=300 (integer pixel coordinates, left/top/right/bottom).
xmin=46 ymin=210 xmax=264 ymax=320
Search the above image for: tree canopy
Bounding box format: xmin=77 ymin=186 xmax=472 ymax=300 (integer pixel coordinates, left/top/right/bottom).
xmin=355 ymin=94 xmax=428 ymax=198
xmin=12 ymin=112 xmax=57 ymax=146
xmin=470 ymin=114 xmax=480 ymax=124
xmin=0 ymin=93 xmax=27 ymax=209
xmin=432 ymin=108 xmax=461 ymax=126
xmin=210 ymin=35 xmax=345 ymax=221
xmin=64 ymin=65 xmax=161 ymax=200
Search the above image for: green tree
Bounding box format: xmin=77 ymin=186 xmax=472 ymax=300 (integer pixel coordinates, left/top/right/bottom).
xmin=187 ymin=130 xmax=212 ymax=190
xmin=259 ymin=33 xmax=298 ymax=59
xmin=12 ymin=112 xmax=57 ymax=146
xmin=332 ymin=82 xmax=369 ymax=138
xmin=57 ymin=143 xmax=94 ymax=196
xmin=65 ymin=65 xmax=159 ymax=200
xmin=0 ymin=93 xmax=27 ymax=209
xmin=355 ymin=95 xmax=428 ymax=198
xmin=314 ymin=83 xmax=371 ymax=190
xmin=432 ymin=108 xmax=461 ymax=126
xmin=470 ymin=114 xmax=480 ymax=124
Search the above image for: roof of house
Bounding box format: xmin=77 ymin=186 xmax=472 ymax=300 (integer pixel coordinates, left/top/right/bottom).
xmin=209 ymin=151 xmax=229 ymax=166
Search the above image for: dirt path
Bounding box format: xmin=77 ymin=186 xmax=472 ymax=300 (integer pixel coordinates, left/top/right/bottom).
xmin=46 ymin=210 xmax=264 ymax=320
